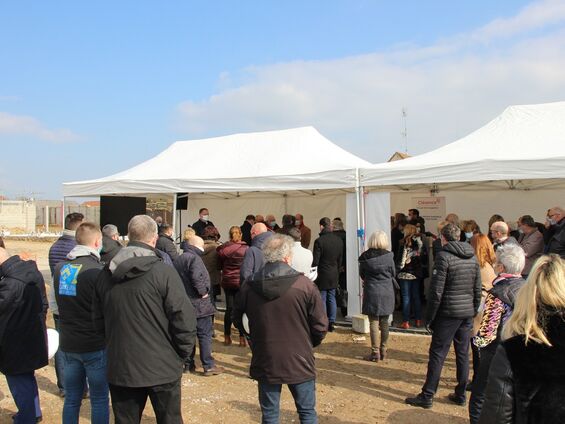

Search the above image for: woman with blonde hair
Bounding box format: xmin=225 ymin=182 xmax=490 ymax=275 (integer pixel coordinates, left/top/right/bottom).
xmin=359 ymin=230 xmax=396 ymax=361
xmin=396 ymin=224 xmax=424 ymax=329
xmin=478 ymin=254 xmax=565 ymax=423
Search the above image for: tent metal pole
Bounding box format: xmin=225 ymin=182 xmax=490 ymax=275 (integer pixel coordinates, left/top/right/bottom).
xmin=355 ymin=169 xmax=364 ymax=313
xmin=172 ymin=193 xmax=178 ymax=240
xmin=62 ymin=197 xmax=66 ymax=230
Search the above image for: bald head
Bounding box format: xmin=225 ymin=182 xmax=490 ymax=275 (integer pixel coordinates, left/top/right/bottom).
xmin=251 ymin=223 xmax=268 ymax=239
xmin=0 ymin=247 xmax=10 ymax=265
xmin=188 ymin=235 xmax=204 ymax=250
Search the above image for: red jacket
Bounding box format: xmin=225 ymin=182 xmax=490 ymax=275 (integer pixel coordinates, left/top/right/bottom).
xmin=217 ymin=241 xmax=248 ymax=290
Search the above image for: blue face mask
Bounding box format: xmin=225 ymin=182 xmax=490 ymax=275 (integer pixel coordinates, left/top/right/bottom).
xmin=465 ymin=232 xmax=473 ymax=239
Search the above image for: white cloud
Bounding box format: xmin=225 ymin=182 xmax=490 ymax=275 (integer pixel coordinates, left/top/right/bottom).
xmin=175 ymin=0 xmax=565 ymax=162
xmin=0 ymin=112 xmax=81 ymax=143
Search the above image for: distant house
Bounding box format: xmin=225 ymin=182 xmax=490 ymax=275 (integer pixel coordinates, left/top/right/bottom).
xmin=387 ymin=152 xmax=411 ymax=162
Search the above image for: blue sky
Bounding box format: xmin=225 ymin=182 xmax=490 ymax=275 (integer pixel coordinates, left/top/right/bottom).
xmin=1 ymin=0 xmax=564 ymax=198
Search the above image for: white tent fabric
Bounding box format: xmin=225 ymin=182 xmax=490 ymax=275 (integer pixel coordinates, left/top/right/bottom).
xmin=361 ymin=101 xmax=565 ymax=188
xmin=63 ymin=127 xmax=370 ymax=196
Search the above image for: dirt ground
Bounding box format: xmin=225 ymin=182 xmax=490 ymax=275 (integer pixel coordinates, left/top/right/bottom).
xmin=0 ymin=240 xmax=470 ymax=424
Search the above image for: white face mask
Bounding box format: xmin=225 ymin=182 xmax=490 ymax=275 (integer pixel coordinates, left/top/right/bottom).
xmin=201 ymin=215 xmax=209 ymax=222
xmin=295 ymin=220 xmax=301 ymax=226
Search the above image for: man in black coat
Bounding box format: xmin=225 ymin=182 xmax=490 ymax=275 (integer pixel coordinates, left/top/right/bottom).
xmin=0 ymin=248 xmax=48 ymax=423
xmin=406 ymin=223 xmax=481 ymax=409
xmin=240 ymin=214 xmax=255 ymax=246
xmin=192 ymin=207 xmax=215 ymax=237
xmin=173 ymin=236 xmax=223 ymax=376
xmin=93 ymin=215 xmax=197 ymax=422
xmin=53 ymin=222 xmax=109 ymax=422
xmin=155 ymin=224 xmax=180 ymax=262
xmin=100 ymin=223 xmax=122 ymax=264
xmin=545 ymin=206 xmax=565 ymax=257
xmin=312 ymin=217 xmax=343 ymax=332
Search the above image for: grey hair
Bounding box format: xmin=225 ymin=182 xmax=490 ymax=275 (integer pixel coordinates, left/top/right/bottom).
xmin=102 ymin=224 xmax=119 ymax=237
xmin=367 ymin=230 xmax=390 ymax=250
xmin=128 ymin=215 xmax=158 ymax=243
xmin=262 ymin=234 xmax=294 ymax=263
xmin=491 ymin=221 xmax=509 ymax=235
xmin=441 ymin=223 xmax=461 ymax=242
xmin=332 ymin=219 xmax=344 ymax=231
xmin=496 ymin=243 xmax=526 ymax=275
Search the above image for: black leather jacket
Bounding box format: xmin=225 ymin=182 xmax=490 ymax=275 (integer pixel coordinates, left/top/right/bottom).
xmin=479 ymin=311 xmax=565 ymax=424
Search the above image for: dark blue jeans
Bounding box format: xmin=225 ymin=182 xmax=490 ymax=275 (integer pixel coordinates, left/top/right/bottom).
xmin=320 ymin=289 xmax=337 ymax=323
xmin=5 ymin=372 xmax=41 ymax=423
xmin=258 ymin=379 xmax=317 ymax=424
xmin=62 ymin=349 xmax=109 ymax=424
xmin=187 ymin=315 xmax=215 ymax=371
xmin=399 ymin=279 xmax=422 ymax=322
xmin=421 ymin=316 xmax=473 ymax=400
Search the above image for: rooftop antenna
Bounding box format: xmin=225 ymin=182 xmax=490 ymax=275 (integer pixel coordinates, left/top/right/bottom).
xmin=401 ymin=107 xmax=408 ymax=153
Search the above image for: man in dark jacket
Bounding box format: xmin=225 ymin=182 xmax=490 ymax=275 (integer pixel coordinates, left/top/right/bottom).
xmin=192 ymin=207 xmax=215 ymax=237
xmin=240 ymin=214 xmax=255 ymax=246
xmin=174 ymin=235 xmax=223 ymax=376
xmin=406 ymin=223 xmax=481 ymax=409
xmin=0 ymin=248 xmax=48 ymax=423
xmin=155 ymin=224 xmax=180 ymax=262
xmin=92 ymin=215 xmax=197 ymax=422
xmin=240 ymin=223 xmax=273 ymax=284
xmin=48 ymin=211 xmax=84 ymax=396
xmin=545 ymin=206 xmax=565 ymax=257
xmin=100 ymin=223 xmax=122 ymax=264
xmin=53 ymin=222 xmax=108 ymax=422
xmin=233 ymin=234 xmax=328 ymax=423
xmin=312 ymin=217 xmax=343 ymax=332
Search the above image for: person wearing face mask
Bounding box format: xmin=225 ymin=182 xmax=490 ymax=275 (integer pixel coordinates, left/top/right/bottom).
xmin=545 ymin=206 xmax=565 ymax=258
xmin=173 ymin=235 xmax=224 ymax=376
xmin=517 ymin=215 xmax=544 ymax=277
xmin=192 ymin=208 xmax=215 ymax=237
xmin=53 ymin=222 xmax=109 ymax=423
xmin=462 ymin=220 xmax=480 ymax=243
xmin=265 ymin=214 xmax=280 ymax=232
xmin=295 ymin=213 xmax=311 ymax=249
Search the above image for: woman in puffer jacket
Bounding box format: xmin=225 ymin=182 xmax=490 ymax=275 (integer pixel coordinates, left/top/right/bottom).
xmin=359 ymin=230 xmax=396 ymax=362
xmin=217 ymin=226 xmax=248 ymax=347
xmin=478 ymin=254 xmax=565 ymax=424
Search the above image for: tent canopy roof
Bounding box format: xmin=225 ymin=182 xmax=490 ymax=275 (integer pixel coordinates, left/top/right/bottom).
xmin=64 ymin=126 xmax=370 ymax=196
xmin=361 ymin=101 xmax=565 ymax=188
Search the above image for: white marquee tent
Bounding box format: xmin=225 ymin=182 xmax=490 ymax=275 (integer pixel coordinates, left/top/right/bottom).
xmin=63 ymin=126 xmax=370 ymax=196
xmin=361 ymin=101 xmax=565 ymax=190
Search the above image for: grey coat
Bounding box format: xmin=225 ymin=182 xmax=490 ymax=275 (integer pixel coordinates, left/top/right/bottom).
xmin=359 ymin=249 xmax=396 ymax=317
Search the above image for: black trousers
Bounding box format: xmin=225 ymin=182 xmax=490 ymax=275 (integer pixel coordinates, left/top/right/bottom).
xmin=224 ymin=287 xmax=240 ymax=336
xmin=469 ymin=343 xmax=497 ymax=424
xmin=109 ymin=378 xmax=183 ymax=424
xmin=421 ymin=316 xmax=473 ymax=400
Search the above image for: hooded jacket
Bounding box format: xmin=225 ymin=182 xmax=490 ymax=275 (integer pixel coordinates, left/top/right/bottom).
xmin=233 ymin=262 xmax=328 ymax=385
xmin=427 ymin=241 xmax=482 ymax=322
xmin=240 ymin=231 xmax=273 ymax=284
xmin=92 ymin=241 xmax=197 ymax=387
xmin=100 ymin=235 xmax=122 ymax=264
xmin=479 ymin=311 xmax=565 ymax=424
xmin=359 ymin=248 xmax=396 ymax=317
xmin=546 ymin=218 xmax=565 ymax=258
xmin=0 ymin=255 xmax=48 ymax=375
xmin=53 ymin=245 xmax=105 ymax=353
xmin=217 ymin=241 xmax=248 ymax=290
xmin=173 ymin=245 xmax=215 ymax=318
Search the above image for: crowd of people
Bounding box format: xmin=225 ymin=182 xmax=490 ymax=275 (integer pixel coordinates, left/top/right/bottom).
xmin=0 ymin=204 xmax=563 ymax=423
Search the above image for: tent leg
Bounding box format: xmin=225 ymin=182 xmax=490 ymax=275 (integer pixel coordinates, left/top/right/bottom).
xmin=355 ymin=169 xmax=366 ymax=314
xmin=172 ymin=193 xmax=178 ymax=241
